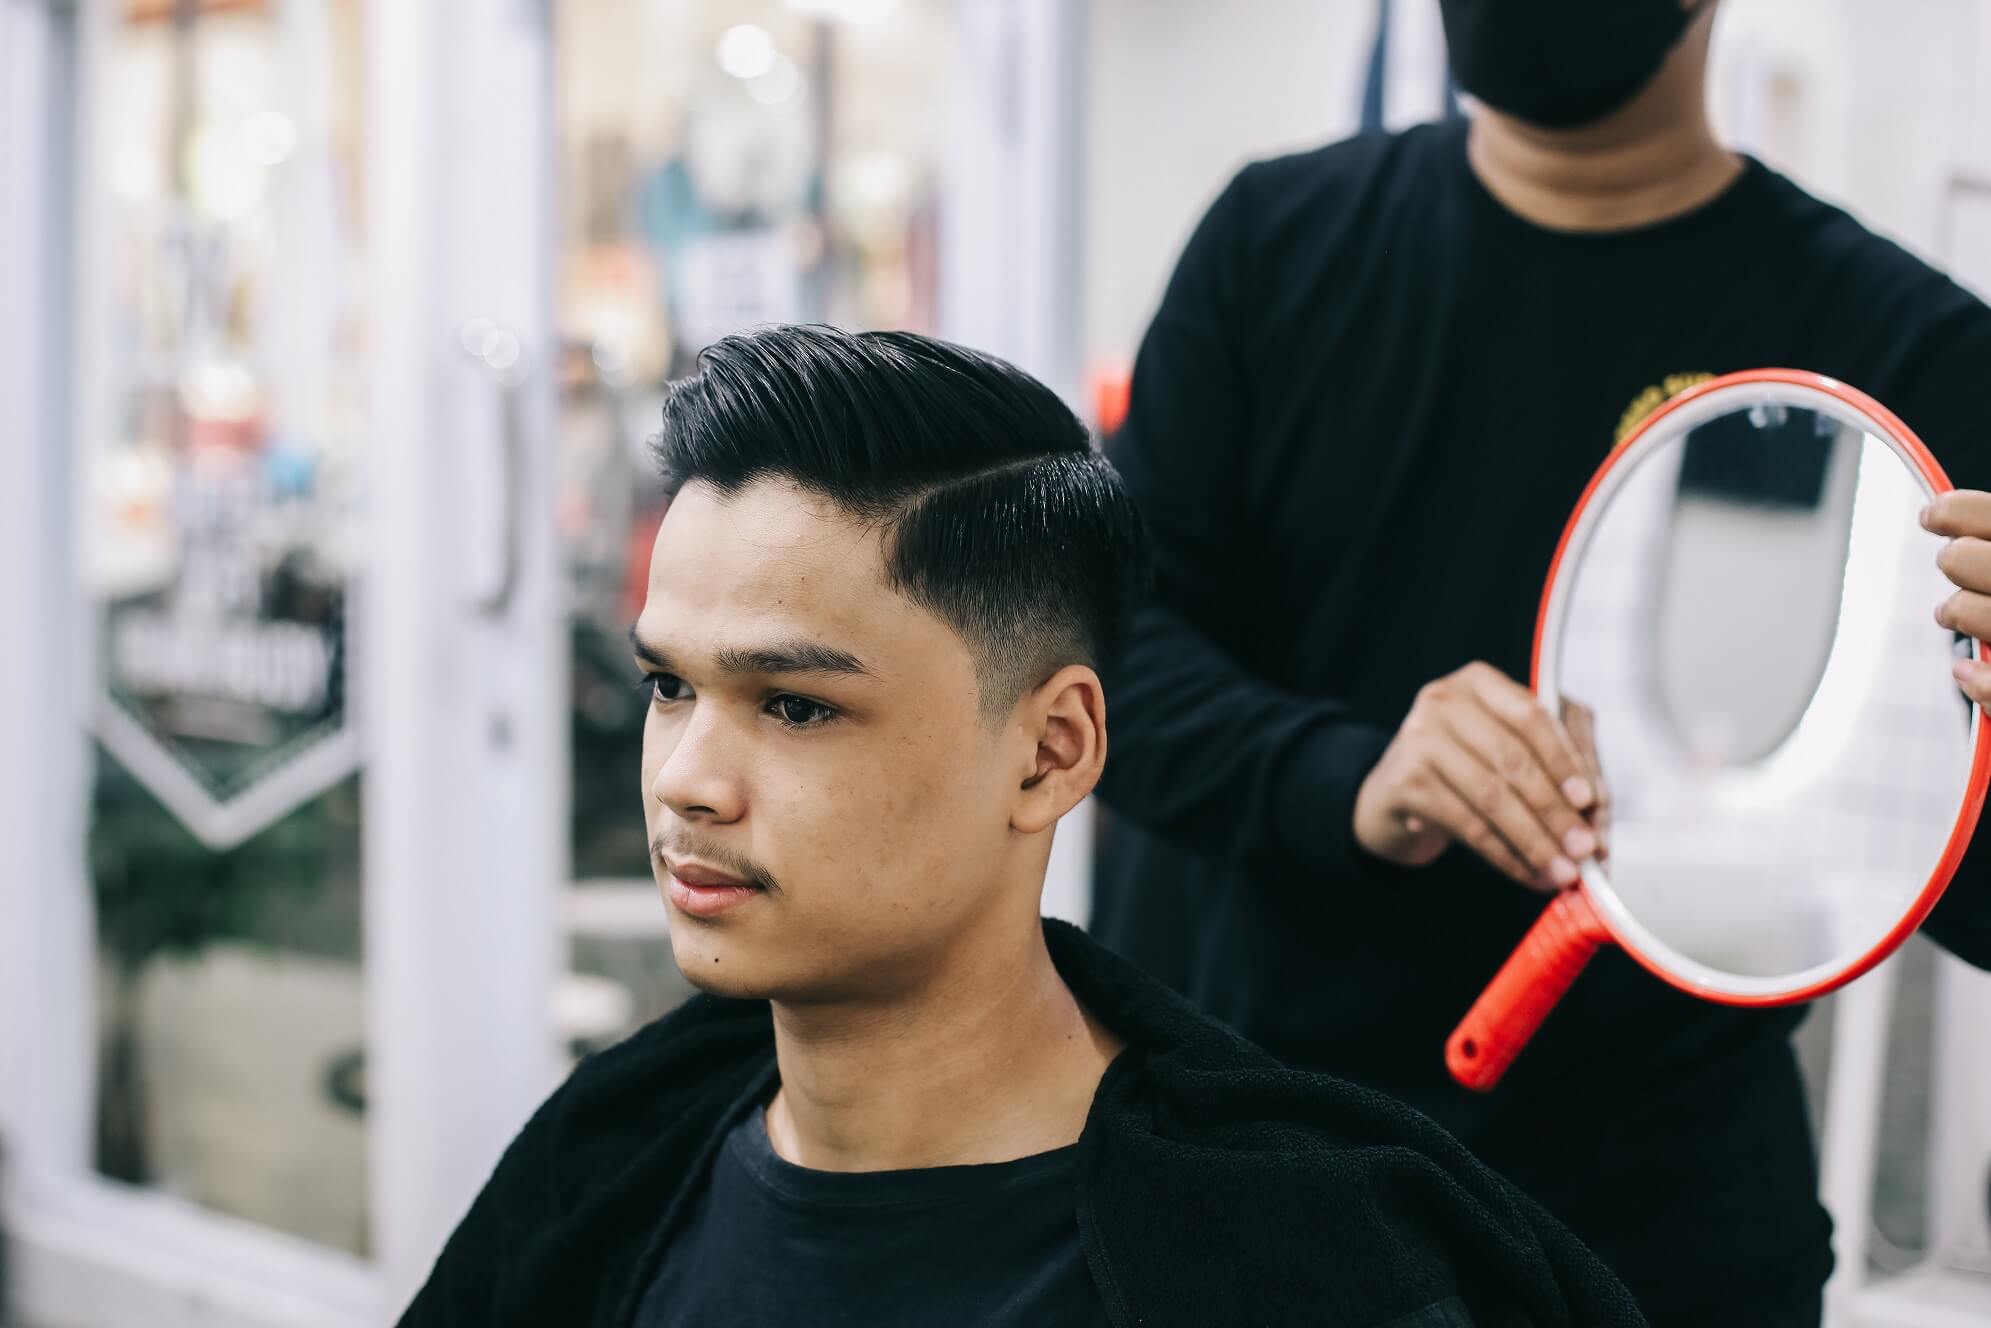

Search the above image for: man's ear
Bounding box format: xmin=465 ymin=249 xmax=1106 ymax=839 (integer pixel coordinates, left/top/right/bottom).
xmin=1011 ymin=664 xmax=1107 ymax=835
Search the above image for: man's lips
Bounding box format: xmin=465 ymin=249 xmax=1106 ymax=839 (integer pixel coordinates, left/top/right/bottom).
xmin=666 ymin=859 xmax=754 ymax=889
xmin=663 ymin=857 xmax=765 ymax=919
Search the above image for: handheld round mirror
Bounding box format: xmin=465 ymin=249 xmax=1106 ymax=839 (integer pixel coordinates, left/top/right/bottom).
xmin=1446 ymin=369 xmax=1991 ymax=1092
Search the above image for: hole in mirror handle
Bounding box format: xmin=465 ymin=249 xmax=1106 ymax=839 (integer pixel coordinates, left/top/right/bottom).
xmin=1446 ymin=890 xmax=1609 ymax=1092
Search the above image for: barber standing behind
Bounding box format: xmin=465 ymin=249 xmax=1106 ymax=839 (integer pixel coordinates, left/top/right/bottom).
xmin=1093 ymin=2 xmax=1991 ymax=1324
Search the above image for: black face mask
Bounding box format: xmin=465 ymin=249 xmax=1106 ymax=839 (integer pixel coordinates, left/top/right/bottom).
xmin=1438 ymin=0 xmax=1701 ymax=129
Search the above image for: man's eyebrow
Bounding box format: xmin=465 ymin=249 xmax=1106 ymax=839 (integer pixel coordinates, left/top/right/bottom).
xmin=628 ymin=626 xmax=675 ymax=672
xmin=627 ymin=626 xmax=873 ymax=680
xmin=712 ymin=639 xmax=875 ymax=679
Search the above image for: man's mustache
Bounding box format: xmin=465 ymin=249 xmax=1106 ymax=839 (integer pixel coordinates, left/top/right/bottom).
xmin=652 ymin=831 xmax=783 ymax=895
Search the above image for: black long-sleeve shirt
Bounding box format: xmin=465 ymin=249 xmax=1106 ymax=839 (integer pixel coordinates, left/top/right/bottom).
xmin=1093 ymin=118 xmax=1991 ymax=1326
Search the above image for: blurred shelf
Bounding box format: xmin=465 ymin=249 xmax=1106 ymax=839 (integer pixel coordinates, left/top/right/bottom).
xmin=565 ymin=877 xmax=671 ymax=939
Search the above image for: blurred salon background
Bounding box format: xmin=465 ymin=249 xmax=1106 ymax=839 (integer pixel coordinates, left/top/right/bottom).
xmin=0 ymin=1 xmax=1988 ymax=1324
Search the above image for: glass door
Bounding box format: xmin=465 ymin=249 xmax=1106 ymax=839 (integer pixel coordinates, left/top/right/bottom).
xmin=79 ymin=0 xmax=370 ymax=1251
xmin=1 ymin=1 xmax=562 ymax=1323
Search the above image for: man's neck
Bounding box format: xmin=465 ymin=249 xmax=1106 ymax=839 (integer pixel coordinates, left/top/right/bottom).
xmin=763 ymin=922 xmax=1123 ymax=1172
xmin=1465 ymin=16 xmax=1741 ymax=233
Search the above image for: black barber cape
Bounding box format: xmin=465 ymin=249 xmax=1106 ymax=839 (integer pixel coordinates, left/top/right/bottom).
xmin=1092 ymin=117 xmax=1991 ymax=1325
xmin=399 ymin=920 xmax=1643 ymax=1328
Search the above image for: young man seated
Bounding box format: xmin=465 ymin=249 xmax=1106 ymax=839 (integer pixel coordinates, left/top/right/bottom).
xmin=399 ymin=326 xmax=1643 ymax=1328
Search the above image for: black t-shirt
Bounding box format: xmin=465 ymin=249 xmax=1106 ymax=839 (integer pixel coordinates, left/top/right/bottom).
xmin=635 ymin=1108 xmax=1109 ymax=1327
xmin=1093 ymin=117 xmax=1991 ymax=1325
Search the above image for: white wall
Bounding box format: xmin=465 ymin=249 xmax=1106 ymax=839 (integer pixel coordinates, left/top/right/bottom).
xmin=1708 ymin=0 xmax=1985 ymax=266
xmin=1081 ymin=0 xmax=1374 ymax=371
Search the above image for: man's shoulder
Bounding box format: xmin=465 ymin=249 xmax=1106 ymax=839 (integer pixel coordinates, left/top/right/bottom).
xmin=1061 ymin=920 xmax=1525 ymax=1186
xmin=1243 ymin=120 xmax=1457 ymax=187
xmin=1056 ymin=924 xmax=1642 ymax=1325
xmin=1747 ymin=160 xmax=1991 ymax=475
xmin=1085 ymin=1055 xmax=1642 ymax=1326
xmin=1753 ymin=162 xmax=1989 ymax=315
xmin=396 ymin=996 xmax=774 ymax=1326
xmin=561 ymin=991 xmax=773 ymax=1121
xmin=515 ymin=993 xmax=774 ymax=1198
xmin=1113 ymin=1047 xmax=1500 ymax=1184
xmin=1209 ymin=121 xmax=1462 ymax=245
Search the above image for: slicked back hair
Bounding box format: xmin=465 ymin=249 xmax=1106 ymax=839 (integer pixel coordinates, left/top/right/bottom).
xmin=649 ymin=326 xmax=1151 ymax=715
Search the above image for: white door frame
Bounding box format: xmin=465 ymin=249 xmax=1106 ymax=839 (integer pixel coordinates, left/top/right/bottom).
xmin=942 ymin=0 xmax=1094 ymax=926
xmin=361 ymin=0 xmax=565 ymax=1310
xmin=942 ymin=0 xmax=1087 ymax=402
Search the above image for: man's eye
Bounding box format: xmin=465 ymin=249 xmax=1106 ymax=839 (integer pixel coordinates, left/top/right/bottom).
xmin=769 ymin=695 xmax=835 ymax=729
xmin=636 ymin=672 xmax=690 ymax=705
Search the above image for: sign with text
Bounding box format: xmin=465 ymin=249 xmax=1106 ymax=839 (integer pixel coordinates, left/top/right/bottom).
xmin=96 ymin=449 xmax=358 ymax=850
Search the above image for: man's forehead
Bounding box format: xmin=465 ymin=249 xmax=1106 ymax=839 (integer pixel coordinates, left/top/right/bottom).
xmin=650 ymin=480 xmax=883 ymax=590
xmin=642 ymin=480 xmax=901 ymax=649
xmin=636 ymin=479 xmax=980 ymax=701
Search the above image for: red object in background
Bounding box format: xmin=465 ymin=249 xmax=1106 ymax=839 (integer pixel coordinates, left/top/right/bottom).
xmin=623 ymin=502 xmax=668 ymax=620
xmin=186 ymin=408 xmax=267 ymax=453
xmin=1444 ymin=369 xmax=1991 ymax=1092
xmin=1091 ymin=360 xmax=1132 ymax=438
xmin=126 ymin=0 xmax=268 ymax=20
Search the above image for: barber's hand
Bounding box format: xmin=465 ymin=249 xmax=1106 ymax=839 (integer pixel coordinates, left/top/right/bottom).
xmin=1928 ymin=491 xmax=1991 ymax=708
xmin=1559 ymin=695 xmax=1610 ymax=853
xmin=1353 ymin=662 xmax=1602 ymax=893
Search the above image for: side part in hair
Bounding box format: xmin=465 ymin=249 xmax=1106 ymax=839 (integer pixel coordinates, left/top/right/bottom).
xmin=650 ymin=326 xmax=1152 ymax=707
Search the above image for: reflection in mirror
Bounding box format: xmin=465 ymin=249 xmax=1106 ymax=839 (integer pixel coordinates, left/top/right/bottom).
xmin=1654 ymin=406 xmax=1858 ymax=765
xmin=1552 ymin=394 xmax=1972 ymax=988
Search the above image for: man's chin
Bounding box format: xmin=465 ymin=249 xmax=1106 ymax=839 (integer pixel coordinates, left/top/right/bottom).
xmin=681 ymin=970 xmax=770 ymax=999
xmin=670 ymin=932 xmax=777 ymax=999
xmin=670 ymin=934 xmax=883 ymax=1006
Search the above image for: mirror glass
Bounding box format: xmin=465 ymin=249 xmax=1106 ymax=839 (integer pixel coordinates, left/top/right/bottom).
xmin=1548 ymin=385 xmax=1975 ymax=993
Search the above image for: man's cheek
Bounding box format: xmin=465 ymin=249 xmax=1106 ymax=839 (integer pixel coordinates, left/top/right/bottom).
xmin=797 ymin=783 xmax=879 ymax=892
xmin=785 ymin=773 xmax=917 ymax=906
xmin=872 ymin=770 xmax=973 ymax=889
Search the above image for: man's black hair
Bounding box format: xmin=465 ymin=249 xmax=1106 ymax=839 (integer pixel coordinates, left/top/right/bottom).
xmin=650 ymin=325 xmax=1151 ymax=711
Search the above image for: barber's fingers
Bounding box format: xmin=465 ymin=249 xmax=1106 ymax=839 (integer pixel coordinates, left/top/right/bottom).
xmin=1922 ymin=491 xmax=1991 ymax=540
xmin=1928 ymin=493 xmax=1991 ymax=692
xmin=1560 ymin=697 xmax=1610 ymax=854
xmin=1457 ymin=662 xmax=1598 ymax=812
xmin=1355 ymin=662 xmax=1600 ymax=887
xmin=1930 ymin=532 xmax=1991 ymax=707
xmin=1390 ymin=762 xmax=1540 ymax=890
xmin=1955 ymin=656 xmax=1991 ymax=710
xmin=1936 ymin=534 xmax=1991 ymax=596
xmin=1422 ymin=733 xmax=1578 ymax=891
xmin=1443 ymin=699 xmax=1598 ymax=870
xmin=1936 ymin=588 xmax=1991 ymax=642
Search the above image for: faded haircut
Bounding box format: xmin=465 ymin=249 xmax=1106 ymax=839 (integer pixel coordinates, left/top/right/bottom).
xmin=649 ymin=325 xmax=1151 ymax=713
